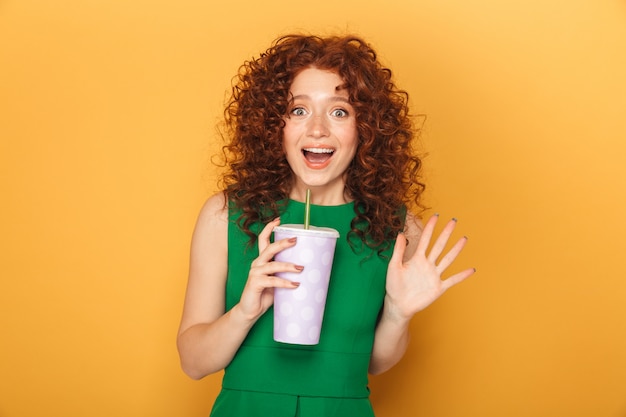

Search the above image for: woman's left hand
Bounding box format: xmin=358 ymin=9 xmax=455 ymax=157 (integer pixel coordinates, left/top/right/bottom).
xmin=385 ymin=214 xmax=475 ymax=322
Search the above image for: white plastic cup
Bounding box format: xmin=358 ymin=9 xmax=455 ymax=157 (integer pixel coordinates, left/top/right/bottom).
xmin=273 ymin=224 xmax=339 ymax=345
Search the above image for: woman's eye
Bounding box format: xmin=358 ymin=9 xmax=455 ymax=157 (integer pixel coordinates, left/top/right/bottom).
xmin=331 ymin=109 xmax=348 ymax=117
xmin=290 ymin=107 xmax=307 ymax=116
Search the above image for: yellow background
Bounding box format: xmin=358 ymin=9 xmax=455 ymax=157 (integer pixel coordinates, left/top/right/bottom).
xmin=1 ymin=0 xmax=625 ymax=416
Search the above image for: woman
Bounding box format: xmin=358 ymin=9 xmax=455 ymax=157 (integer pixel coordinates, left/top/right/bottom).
xmin=177 ymin=34 xmax=475 ymax=416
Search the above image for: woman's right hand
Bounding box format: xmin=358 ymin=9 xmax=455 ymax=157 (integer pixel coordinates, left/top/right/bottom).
xmin=236 ymin=218 xmax=303 ymax=322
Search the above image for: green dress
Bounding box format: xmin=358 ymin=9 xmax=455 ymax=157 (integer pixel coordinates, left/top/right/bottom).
xmin=210 ymin=200 xmax=394 ymax=417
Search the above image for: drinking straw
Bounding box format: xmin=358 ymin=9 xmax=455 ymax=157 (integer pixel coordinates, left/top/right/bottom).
xmin=304 ymin=189 xmax=311 ymax=229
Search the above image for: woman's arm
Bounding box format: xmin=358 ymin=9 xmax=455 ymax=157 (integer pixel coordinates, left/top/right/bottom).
xmin=176 ymin=193 xmax=301 ymax=379
xmin=369 ymin=213 xmax=475 ymax=375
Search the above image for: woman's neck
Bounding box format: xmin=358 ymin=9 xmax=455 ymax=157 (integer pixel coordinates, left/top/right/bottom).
xmin=289 ymin=185 xmax=352 ymax=206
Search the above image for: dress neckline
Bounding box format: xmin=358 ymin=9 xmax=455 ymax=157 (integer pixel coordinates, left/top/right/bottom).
xmin=288 ymin=199 xmax=354 ymax=209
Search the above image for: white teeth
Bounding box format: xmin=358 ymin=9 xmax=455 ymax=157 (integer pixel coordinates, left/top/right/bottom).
xmin=303 ymin=148 xmax=334 ymax=154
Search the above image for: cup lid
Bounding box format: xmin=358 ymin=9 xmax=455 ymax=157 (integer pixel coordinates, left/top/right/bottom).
xmin=274 ymin=224 xmax=340 ymax=238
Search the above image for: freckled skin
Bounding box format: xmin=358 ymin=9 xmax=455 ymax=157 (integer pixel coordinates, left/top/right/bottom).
xmin=283 ymin=68 xmax=358 ymax=205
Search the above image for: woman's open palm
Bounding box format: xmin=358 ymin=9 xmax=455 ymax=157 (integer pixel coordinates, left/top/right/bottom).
xmin=385 ymin=215 xmax=475 ymax=321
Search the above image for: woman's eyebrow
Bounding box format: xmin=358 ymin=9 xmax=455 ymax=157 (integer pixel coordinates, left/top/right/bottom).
xmin=290 ymin=94 xmax=351 ymax=104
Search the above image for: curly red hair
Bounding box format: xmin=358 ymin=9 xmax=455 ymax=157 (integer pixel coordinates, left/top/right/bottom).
xmin=219 ymin=34 xmax=424 ymax=254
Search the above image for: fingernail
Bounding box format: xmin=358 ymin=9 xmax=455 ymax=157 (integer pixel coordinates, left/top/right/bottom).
xmin=473 ymin=268 xmax=477 ymax=273
xmin=434 ymin=212 xmax=440 ymax=217
xmin=291 ymin=281 xmax=301 ymax=287
xmin=288 ymin=237 xmax=297 ymax=243
xmin=463 ymin=235 xmax=468 ymax=240
xmin=295 ymin=265 xmax=304 ymax=271
xmin=452 ymin=217 xmax=458 ymax=222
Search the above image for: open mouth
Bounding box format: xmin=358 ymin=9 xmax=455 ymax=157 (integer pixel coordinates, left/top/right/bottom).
xmin=302 ymin=147 xmax=334 ymax=165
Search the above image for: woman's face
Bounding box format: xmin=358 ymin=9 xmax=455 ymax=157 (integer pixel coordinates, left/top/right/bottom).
xmin=282 ymin=68 xmax=358 ymax=203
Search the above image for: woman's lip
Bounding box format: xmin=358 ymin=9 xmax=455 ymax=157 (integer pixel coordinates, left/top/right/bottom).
xmin=302 ymin=148 xmax=334 ymax=169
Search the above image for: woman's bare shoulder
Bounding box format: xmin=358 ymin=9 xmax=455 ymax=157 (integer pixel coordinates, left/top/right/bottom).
xmin=197 ymin=192 xmax=228 ymax=225
xmin=189 ymin=192 xmax=229 ymax=267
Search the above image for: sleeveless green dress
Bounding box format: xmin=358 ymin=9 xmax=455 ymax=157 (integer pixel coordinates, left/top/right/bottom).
xmin=210 ymin=200 xmax=394 ymax=417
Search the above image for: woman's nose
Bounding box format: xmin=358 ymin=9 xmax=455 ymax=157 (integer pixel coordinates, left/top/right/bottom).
xmin=307 ymin=115 xmax=330 ymax=138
